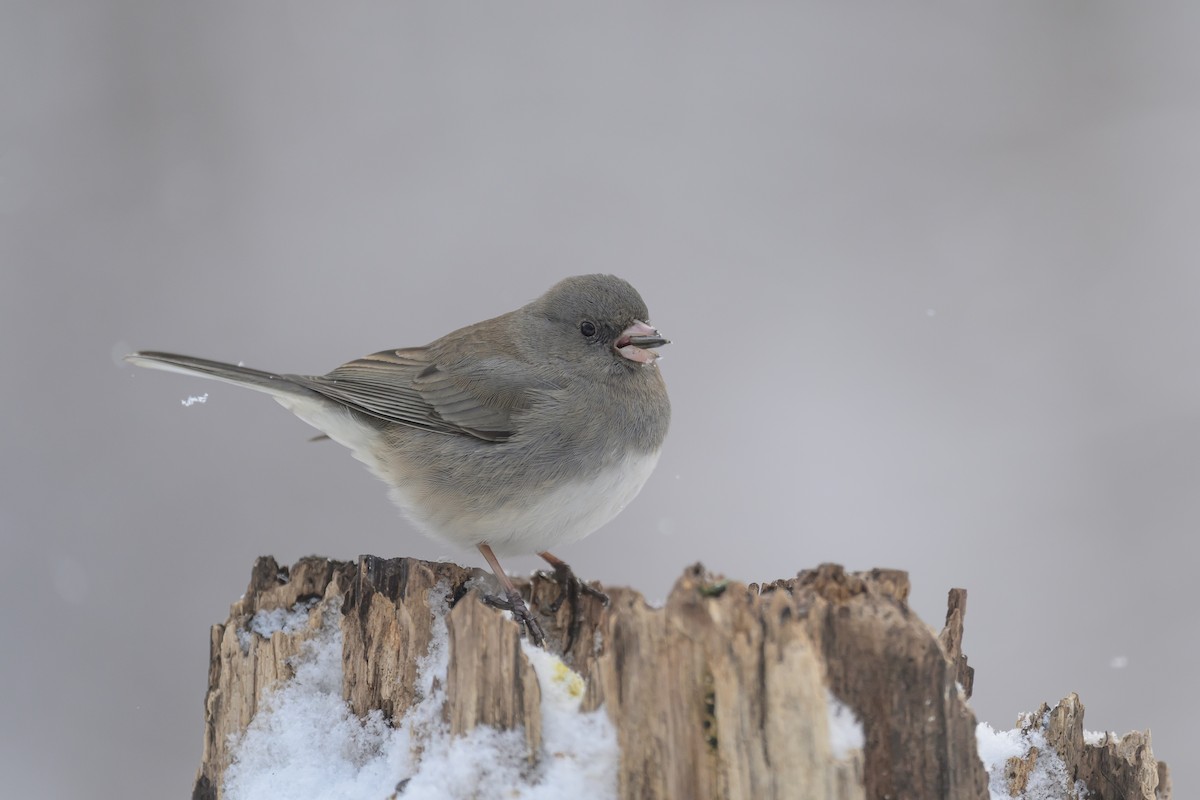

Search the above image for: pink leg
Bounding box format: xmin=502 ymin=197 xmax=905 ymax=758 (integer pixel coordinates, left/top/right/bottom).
xmin=477 ymin=543 xmax=546 ymax=646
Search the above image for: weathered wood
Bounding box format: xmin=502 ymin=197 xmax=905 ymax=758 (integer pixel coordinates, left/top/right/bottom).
xmin=340 ymin=556 xmax=475 ymax=723
xmin=195 ymin=556 xmax=357 ymax=800
xmin=1005 ymin=694 xmax=1168 ymax=800
xmin=785 ymin=565 xmax=988 ymax=799
xmin=939 ymin=586 xmax=975 ymax=699
xmin=192 ymin=555 xmax=1171 ymax=800
xmin=581 ymin=564 xmax=868 ymax=799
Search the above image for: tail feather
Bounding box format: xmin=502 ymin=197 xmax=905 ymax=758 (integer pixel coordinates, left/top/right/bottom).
xmin=124 ymin=351 xmax=314 ymax=400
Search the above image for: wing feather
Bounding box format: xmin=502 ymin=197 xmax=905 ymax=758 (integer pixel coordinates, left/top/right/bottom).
xmin=289 ymin=346 xmax=555 ymax=442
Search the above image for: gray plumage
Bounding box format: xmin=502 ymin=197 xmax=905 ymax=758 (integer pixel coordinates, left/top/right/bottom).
xmin=127 ymin=275 xmax=670 ymax=638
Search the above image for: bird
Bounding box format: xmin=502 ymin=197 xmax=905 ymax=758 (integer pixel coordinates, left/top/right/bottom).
xmin=126 ymin=274 xmax=671 ymax=646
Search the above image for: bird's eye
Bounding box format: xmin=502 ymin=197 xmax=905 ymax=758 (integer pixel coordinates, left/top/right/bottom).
xmin=579 ymin=320 xmax=597 ymax=338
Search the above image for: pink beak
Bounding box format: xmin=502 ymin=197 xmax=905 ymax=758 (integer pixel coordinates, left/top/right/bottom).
xmin=615 ymin=320 xmax=670 ymax=364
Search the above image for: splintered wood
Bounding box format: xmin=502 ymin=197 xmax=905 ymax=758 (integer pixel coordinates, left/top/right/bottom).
xmin=1004 ymin=694 xmax=1168 ymax=800
xmin=191 ymin=557 xmax=1170 ymax=800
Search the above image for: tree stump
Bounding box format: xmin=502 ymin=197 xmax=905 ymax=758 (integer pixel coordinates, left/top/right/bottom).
xmin=191 ymin=556 xmax=1170 ymax=800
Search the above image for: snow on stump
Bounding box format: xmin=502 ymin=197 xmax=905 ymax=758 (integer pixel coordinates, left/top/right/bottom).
xmin=191 ymin=556 xmax=1171 ymax=800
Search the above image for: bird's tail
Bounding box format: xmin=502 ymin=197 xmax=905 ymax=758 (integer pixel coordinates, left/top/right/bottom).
xmin=124 ymin=351 xmax=315 ymax=401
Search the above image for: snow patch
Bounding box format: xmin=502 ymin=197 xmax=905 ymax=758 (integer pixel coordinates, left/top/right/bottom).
xmin=224 ymin=598 xmax=399 ymax=800
xmin=223 ymin=589 xmax=619 ymax=800
xmin=1083 ymin=729 xmax=1115 ymax=747
xmin=236 ymin=598 xmax=319 ymax=652
xmin=977 ymin=720 xmax=1089 ymax=800
xmin=181 ymin=393 xmax=208 ymax=407
xmin=825 ymin=691 xmax=864 ymax=760
xmin=518 ymin=643 xmax=619 ymax=797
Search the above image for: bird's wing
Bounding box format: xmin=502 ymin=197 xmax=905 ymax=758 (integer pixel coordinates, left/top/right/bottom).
xmin=291 ymin=347 xmax=554 ymax=442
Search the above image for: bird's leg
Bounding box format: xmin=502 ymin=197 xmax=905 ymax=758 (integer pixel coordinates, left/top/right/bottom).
xmin=537 ymin=550 xmax=610 ymax=613
xmin=477 ymin=543 xmax=546 ymax=647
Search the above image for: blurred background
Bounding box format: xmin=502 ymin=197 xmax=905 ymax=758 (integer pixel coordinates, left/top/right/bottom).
xmin=4 ymin=2 xmax=1198 ymax=797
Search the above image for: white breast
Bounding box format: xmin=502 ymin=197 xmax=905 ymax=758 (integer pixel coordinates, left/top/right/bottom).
xmin=484 ymin=449 xmax=662 ymax=555
xmin=387 ymin=449 xmax=662 ymax=557
xmin=277 ymin=394 xmax=662 ymax=557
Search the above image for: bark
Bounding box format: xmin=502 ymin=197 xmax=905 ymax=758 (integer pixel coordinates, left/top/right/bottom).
xmin=191 ymin=556 xmax=1170 ymax=800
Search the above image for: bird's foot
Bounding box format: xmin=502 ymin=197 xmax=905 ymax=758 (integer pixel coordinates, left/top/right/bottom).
xmin=535 ymin=559 xmax=608 ymax=654
xmin=481 ymin=587 xmax=546 ymax=647
xmin=540 ymin=561 xmax=610 ymax=614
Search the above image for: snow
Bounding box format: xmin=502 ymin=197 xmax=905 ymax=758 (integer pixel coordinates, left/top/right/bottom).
xmin=1083 ymin=729 xmax=1116 ymax=746
xmin=825 ymin=691 xmax=864 ymax=760
xmin=181 ymin=393 xmax=208 ymax=407
xmin=976 ymin=720 xmax=1089 ymax=800
xmin=236 ymin=598 xmax=319 ymax=652
xmin=223 ymin=588 xmax=619 ymax=800
xmin=517 ymin=643 xmax=619 ymax=797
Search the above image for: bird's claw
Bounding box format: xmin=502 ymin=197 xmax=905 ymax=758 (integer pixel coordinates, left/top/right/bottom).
xmin=540 ymin=562 xmax=610 ymax=614
xmin=481 ymin=587 xmax=546 ymax=647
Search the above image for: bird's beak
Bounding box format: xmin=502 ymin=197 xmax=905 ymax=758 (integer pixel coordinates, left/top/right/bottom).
xmin=615 ymin=320 xmax=670 ymax=364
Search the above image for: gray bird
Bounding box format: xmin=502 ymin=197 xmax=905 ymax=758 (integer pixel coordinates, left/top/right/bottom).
xmin=126 ymin=274 xmax=670 ymax=645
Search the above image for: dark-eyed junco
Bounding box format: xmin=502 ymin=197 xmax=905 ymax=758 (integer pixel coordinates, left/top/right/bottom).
xmin=127 ymin=274 xmax=670 ymax=645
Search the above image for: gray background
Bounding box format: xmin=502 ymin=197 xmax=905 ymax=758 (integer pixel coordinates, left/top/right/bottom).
xmin=4 ymin=2 xmax=1197 ymax=797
